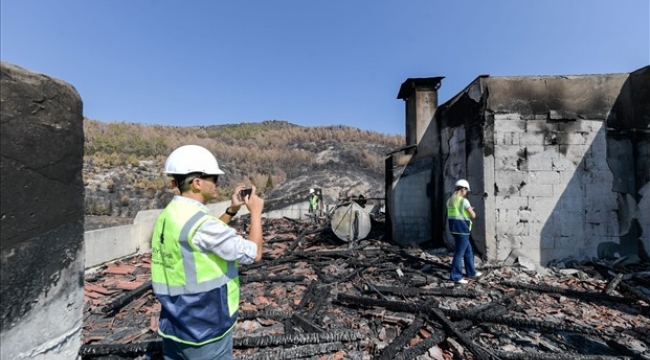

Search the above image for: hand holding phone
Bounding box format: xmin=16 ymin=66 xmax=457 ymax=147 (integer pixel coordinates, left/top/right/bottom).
xmin=239 ymin=188 xmax=252 ymax=200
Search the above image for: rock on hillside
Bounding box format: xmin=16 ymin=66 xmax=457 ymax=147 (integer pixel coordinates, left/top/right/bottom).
xmin=84 ymin=160 xmax=172 ymax=218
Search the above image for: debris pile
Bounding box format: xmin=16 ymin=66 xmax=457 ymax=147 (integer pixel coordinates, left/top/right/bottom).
xmin=82 ymin=217 xmax=650 ymax=359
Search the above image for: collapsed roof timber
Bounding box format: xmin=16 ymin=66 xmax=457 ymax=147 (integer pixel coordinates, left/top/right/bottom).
xmin=81 ymin=217 xmax=649 ymax=359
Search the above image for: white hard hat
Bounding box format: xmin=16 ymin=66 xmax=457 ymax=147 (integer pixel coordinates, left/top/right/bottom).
xmin=164 ymin=145 xmax=225 ymax=175
xmin=309 ymin=188 xmax=315 ymax=194
xmin=455 ymin=179 xmax=470 ymax=191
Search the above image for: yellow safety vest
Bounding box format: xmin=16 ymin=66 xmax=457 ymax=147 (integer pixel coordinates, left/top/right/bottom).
xmin=151 ymin=199 xmax=240 ymax=345
xmin=447 ymin=196 xmax=472 ymax=235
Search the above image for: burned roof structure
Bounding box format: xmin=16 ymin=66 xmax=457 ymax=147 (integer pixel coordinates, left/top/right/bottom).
xmin=80 ymin=217 xmax=650 ymax=359
xmin=1 ymin=61 xmax=649 ymax=359
xmin=387 ymin=65 xmax=650 ymax=268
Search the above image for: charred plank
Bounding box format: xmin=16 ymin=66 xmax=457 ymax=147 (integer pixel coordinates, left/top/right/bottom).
xmin=427 ymin=307 xmax=501 ymax=360
xmin=375 ymin=316 xmax=425 ymax=360
xmin=233 ymin=330 xmax=364 ymax=348
xmin=290 ymin=313 xmax=324 ymax=333
xmin=336 ymin=293 xmax=618 ymax=337
xmin=79 ymin=340 xmax=161 ymax=358
xmin=239 ymin=309 xmax=291 ymax=321
xmin=393 ymin=330 xmax=446 ymax=360
xmin=100 ymin=281 xmax=152 ymax=315
xmin=496 ymin=352 xmax=633 ymax=359
xmin=240 ymin=275 xmax=306 ymax=284
xmin=366 ymin=283 xmax=479 ymax=298
xmin=501 ymin=281 xmax=637 ymax=305
xmin=235 ymin=342 xmax=343 ymax=360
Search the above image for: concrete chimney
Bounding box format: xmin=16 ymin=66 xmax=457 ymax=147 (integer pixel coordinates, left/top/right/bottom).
xmin=397 ymin=77 xmax=444 ymax=150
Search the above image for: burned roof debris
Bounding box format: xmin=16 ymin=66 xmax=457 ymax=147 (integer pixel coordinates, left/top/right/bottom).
xmin=82 ymin=217 xmax=650 ymax=359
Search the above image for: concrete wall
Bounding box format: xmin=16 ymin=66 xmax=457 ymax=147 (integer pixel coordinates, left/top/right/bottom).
xmin=85 ymin=200 xmax=315 ymax=269
xmin=1 ymin=62 xmax=85 ymax=359
xmin=434 ymin=70 xmax=649 ymax=266
xmin=390 ymin=158 xmax=433 ymax=245
xmin=491 ymin=117 xmax=619 ymax=264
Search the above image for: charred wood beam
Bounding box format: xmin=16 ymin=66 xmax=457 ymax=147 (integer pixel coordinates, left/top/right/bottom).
xmin=604 ymin=273 xmax=625 ymax=296
xmin=334 ymin=266 xmax=365 ymax=284
xmin=244 ymin=255 xmax=298 ymax=271
xmin=292 ymin=248 xmax=379 ymax=259
xmin=312 ymin=263 xmax=333 ymax=284
xmin=360 ymin=278 xmax=389 ymax=301
xmin=233 ymin=330 xmax=364 ymax=348
xmin=398 ymin=250 xmax=452 ymax=271
xmin=393 ymin=330 xmax=446 ymax=360
xmin=375 ymin=316 xmax=425 ymax=360
xmin=453 ymin=319 xmax=475 ymax=331
xmin=295 ymin=280 xmax=318 ymax=311
xmin=366 ymin=283 xmax=479 ymax=298
xmin=496 ymin=352 xmax=633 ymax=360
xmin=290 ymin=313 xmax=325 ymax=333
xmin=500 ymin=281 xmax=638 ymax=305
xmin=336 ymin=293 xmax=619 ymax=338
xmin=284 ymin=318 xmax=296 ymax=336
xmin=235 ymin=342 xmax=343 ymax=360
xmin=457 ymin=307 xmax=619 ymax=338
xmin=239 ymin=309 xmax=291 ymax=321
xmin=79 ymin=341 xmax=161 ymax=358
xmin=306 ymin=285 xmax=332 ymax=320
xmin=617 ymin=280 xmax=650 ymax=305
xmin=286 ymin=280 xmax=319 ymax=334
xmin=99 ymin=281 xmax=152 ymax=315
xmin=464 ymin=291 xmax=520 ymax=317
xmin=605 ymin=338 xmax=647 ymax=358
xmin=240 ymin=275 xmax=306 ymax=284
xmin=283 ymin=226 xmax=323 ymax=257
xmin=427 ymin=307 xmax=501 ymax=360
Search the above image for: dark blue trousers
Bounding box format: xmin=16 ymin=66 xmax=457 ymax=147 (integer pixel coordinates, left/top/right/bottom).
xmin=450 ymin=233 xmax=477 ymax=281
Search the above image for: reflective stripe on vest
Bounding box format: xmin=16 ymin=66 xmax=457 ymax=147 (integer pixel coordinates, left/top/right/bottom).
xmin=151 ymin=210 xmax=238 ymax=296
xmin=447 ymin=196 xmax=472 ymax=235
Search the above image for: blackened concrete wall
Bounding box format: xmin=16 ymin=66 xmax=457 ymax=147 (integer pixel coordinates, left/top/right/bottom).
xmin=432 ymin=67 xmax=649 ymax=265
xmin=0 ymin=62 xmax=85 ymax=359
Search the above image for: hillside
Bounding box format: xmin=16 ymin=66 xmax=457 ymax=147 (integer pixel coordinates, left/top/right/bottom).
xmin=83 ymin=118 xmax=405 ymax=224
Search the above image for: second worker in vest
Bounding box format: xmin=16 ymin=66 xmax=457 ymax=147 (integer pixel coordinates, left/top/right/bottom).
xmin=308 ymin=188 xmax=321 ymax=226
xmin=447 ymin=179 xmax=482 ymax=285
xmin=151 ymin=145 xmax=265 ymax=360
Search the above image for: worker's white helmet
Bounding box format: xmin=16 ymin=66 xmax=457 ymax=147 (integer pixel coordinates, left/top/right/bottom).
xmin=455 ymin=179 xmax=470 ymax=191
xmin=309 ymin=188 xmax=315 ymax=194
xmin=164 ymin=145 xmax=225 ymax=175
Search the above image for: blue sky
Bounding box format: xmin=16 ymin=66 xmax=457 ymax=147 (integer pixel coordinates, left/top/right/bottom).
xmin=1 ymin=1 xmax=648 ymax=136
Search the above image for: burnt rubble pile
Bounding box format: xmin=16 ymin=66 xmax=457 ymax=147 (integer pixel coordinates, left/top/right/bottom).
xmin=81 ymin=217 xmax=650 ymax=360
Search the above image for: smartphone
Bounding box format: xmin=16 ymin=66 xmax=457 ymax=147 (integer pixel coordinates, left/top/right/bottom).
xmin=239 ymin=188 xmax=252 ymax=199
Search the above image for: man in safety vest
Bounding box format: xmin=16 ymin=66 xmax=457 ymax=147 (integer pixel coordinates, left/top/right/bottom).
xmin=151 ymin=145 xmax=264 ymax=359
xmin=308 ymin=188 xmax=321 ymax=225
xmin=447 ymin=179 xmax=482 ymax=284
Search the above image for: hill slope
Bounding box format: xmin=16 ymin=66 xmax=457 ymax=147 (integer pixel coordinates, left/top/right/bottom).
xmin=83 ymin=119 xmax=404 ymax=219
